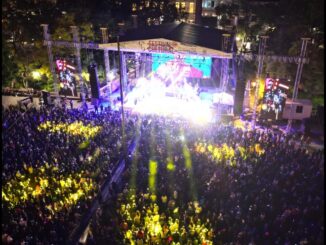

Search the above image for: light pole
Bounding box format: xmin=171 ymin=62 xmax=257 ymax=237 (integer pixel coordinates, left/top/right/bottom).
xmin=117 ymin=35 xmax=125 ymax=125
xmin=117 ymin=33 xmax=127 ymax=159
xmin=100 ymin=27 xmax=112 ymax=103
xmin=71 ymin=26 xmax=85 ymax=104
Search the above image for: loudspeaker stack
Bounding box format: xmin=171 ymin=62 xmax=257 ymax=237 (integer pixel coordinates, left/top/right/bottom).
xmin=88 ymin=63 xmax=100 ymax=99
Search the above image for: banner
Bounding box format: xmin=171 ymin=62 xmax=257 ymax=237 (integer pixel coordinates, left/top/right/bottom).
xmin=99 ymin=38 xmax=232 ymax=59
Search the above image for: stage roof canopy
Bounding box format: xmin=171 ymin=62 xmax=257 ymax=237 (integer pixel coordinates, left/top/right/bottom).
xmin=99 ymin=22 xmax=234 ymax=59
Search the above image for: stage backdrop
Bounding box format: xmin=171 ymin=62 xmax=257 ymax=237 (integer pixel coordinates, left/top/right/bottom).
xmin=99 ymin=38 xmax=232 ymax=59
xmin=152 ymin=53 xmax=212 ymax=79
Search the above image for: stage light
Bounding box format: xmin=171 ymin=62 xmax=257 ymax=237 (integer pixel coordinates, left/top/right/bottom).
xmin=108 ymin=71 xmax=115 ymax=81
xmin=182 ymin=142 xmax=192 ymax=170
xmin=179 ymin=135 xmax=185 ymax=142
xmin=278 ymin=83 xmax=289 ymax=89
xmin=245 ymin=42 xmax=251 ymax=50
xmin=123 ymin=73 xmax=216 ymax=123
xmin=167 ymin=161 xmax=175 ymax=171
xmin=149 ymin=160 xmax=157 ymax=194
xmin=66 ymin=65 xmax=76 ymax=70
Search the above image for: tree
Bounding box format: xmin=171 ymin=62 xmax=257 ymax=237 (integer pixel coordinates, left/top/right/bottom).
xmin=2 ymin=36 xmax=18 ymax=88
xmin=2 ymin=0 xmax=61 ymax=90
xmin=161 ymin=1 xmax=179 ymax=23
xmin=234 ymin=0 xmax=324 ymax=106
xmin=215 ymin=3 xmax=242 ymax=32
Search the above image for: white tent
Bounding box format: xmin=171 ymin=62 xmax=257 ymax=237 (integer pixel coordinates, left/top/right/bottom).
xmin=282 ymin=99 xmax=312 ymax=120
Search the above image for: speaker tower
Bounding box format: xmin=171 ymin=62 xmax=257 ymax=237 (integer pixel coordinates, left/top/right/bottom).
xmin=88 ymin=63 xmax=100 ymax=99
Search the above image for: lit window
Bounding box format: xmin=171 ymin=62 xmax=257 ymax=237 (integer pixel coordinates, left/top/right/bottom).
xmin=176 ymin=2 xmax=180 ymax=9
xmin=189 ymin=2 xmax=194 ymax=13
xmin=181 ymin=2 xmax=186 ymax=9
xmin=203 ymin=1 xmax=208 ymax=8
xmin=145 ymin=1 xmax=149 ymax=7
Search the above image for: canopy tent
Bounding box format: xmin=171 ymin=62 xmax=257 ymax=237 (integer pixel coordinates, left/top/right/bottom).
xmin=99 ymin=22 xmax=234 ymax=59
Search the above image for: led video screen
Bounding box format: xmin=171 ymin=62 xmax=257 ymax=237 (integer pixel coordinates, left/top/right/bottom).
xmin=56 ymin=59 xmax=77 ymax=97
xmin=260 ymin=78 xmax=288 ymax=121
xmin=152 ymin=53 xmax=212 ymax=78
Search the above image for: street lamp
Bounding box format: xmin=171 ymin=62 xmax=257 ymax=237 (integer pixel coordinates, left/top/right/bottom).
xmin=32 ymin=71 xmax=41 ymax=80
xmin=117 ymin=35 xmax=125 ymax=126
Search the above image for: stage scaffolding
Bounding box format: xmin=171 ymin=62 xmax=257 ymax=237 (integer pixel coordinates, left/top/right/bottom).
xmin=41 ymin=24 xmax=234 ymax=101
xmin=41 ymin=24 xmax=308 ymax=117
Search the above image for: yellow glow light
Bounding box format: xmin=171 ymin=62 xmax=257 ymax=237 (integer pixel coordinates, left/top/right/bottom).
xmin=118 ymin=193 xmax=214 ymax=243
xmin=182 ymin=143 xmax=192 ymax=170
xmin=2 ymin=166 xmax=96 ymax=210
xmin=81 ymin=71 xmax=90 ymax=81
xmin=149 ymin=160 xmax=157 ymax=194
xmin=166 ymin=157 xmax=175 ymax=171
xmin=195 ymin=140 xmax=265 ymax=167
xmin=32 ymin=71 xmax=41 ymax=80
xmin=38 ymin=121 xmax=101 ymax=139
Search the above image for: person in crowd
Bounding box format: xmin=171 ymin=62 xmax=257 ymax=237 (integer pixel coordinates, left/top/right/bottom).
xmin=100 ymin=103 xmax=104 ymax=113
xmin=94 ymin=103 xmax=99 ymax=114
xmin=70 ymin=99 xmax=74 ymax=109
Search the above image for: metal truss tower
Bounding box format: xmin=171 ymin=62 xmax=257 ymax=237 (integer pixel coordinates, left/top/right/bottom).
xmin=251 ymin=36 xmax=268 ymax=130
xmin=40 ymin=24 xmax=59 ymax=101
xmin=286 ymin=38 xmax=310 ymax=134
xmin=220 ymin=33 xmax=231 ymax=92
xmin=100 ymin=27 xmax=112 ymax=100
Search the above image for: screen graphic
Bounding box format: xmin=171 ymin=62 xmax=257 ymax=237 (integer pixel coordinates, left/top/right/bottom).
xmin=56 ymin=59 xmax=77 ymax=97
xmin=260 ymin=78 xmax=288 ymax=120
xmin=152 ymin=53 xmax=212 ymax=78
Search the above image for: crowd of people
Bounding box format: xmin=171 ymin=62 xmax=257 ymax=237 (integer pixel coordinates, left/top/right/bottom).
xmin=2 ymin=104 xmax=135 ymax=244
xmin=2 ymin=101 xmax=324 ymax=245
xmin=90 ymin=115 xmax=324 ymax=244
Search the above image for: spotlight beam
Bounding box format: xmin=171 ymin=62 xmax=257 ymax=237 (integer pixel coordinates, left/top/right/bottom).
xmin=128 ymin=118 xmax=143 ymax=196
xmin=179 ymin=130 xmax=197 ymax=201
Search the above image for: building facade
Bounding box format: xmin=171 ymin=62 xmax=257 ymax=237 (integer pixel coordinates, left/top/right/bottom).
xmin=174 ymin=0 xmax=196 ymax=23
xmin=172 ymin=0 xmax=236 ymax=23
